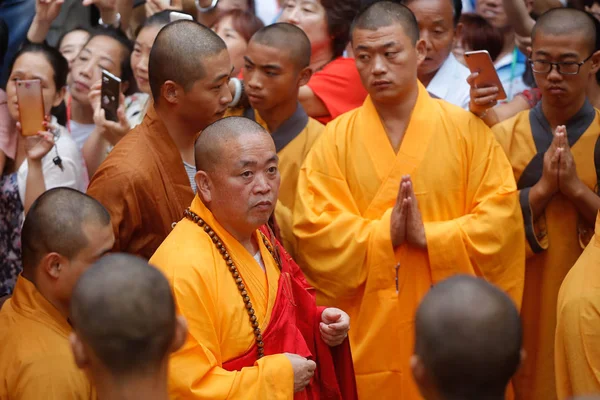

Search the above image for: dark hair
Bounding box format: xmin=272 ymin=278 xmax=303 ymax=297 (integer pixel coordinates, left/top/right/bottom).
xmin=212 ymin=9 xmax=265 ymax=43
xmin=0 ymin=18 xmax=8 ymax=67
xmin=8 ymin=42 xmax=69 ymax=90
xmin=584 ymin=0 xmax=600 ymax=8
xmin=85 ymin=26 xmax=134 ymax=88
xmin=458 ymin=13 xmax=504 ymax=62
xmin=134 ymin=10 xmax=174 ymax=38
xmin=56 ymin=26 xmax=90 ymax=51
xmin=452 ymin=0 xmax=462 ymax=25
xmin=320 ymin=0 xmax=361 ymax=59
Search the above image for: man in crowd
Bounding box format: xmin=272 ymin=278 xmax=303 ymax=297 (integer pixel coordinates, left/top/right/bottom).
xmin=0 ymin=188 xmax=114 ymax=399
xmin=150 ymin=117 xmax=357 ymax=399
xmin=70 ymin=254 xmax=187 ymax=400
xmin=412 ymin=275 xmax=523 ymax=400
xmin=87 ymin=20 xmax=233 ymax=259
xmin=293 ymin=1 xmax=525 ymax=398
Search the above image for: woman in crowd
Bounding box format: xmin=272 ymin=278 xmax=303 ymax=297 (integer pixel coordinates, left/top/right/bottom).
xmin=0 ymin=43 xmax=86 ymax=298
xmin=56 ymin=26 xmax=90 ymax=69
xmin=453 ymin=13 xmax=504 ymax=66
xmin=212 ymin=9 xmax=264 ymax=77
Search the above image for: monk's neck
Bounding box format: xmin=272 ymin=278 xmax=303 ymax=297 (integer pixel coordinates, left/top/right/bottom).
xmin=310 ymin=44 xmax=335 ymax=73
xmin=258 ymin=99 xmax=298 ymax=133
xmin=155 ymin=107 xmax=197 ymax=165
xmin=541 ymin=95 xmax=586 ymax=130
xmin=27 ymin=272 xmax=71 ymax=320
xmin=70 ymin=97 xmax=94 ymax=125
xmin=418 ymin=67 xmax=439 ymax=88
xmin=373 ymin=86 xmax=419 ymax=151
xmin=95 ymin=370 xmax=169 ymax=400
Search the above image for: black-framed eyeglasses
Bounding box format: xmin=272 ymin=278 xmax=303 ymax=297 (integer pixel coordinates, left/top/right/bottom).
xmin=529 ymin=53 xmax=595 ymax=75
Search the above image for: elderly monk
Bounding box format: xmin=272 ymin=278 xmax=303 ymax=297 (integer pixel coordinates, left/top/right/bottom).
xmin=228 ymin=23 xmax=324 ymax=256
xmin=0 ymin=188 xmax=114 ymax=400
xmin=150 ymin=117 xmax=357 ymax=399
xmin=413 ymin=275 xmax=523 ymax=400
xmin=488 ymin=9 xmax=600 ymax=400
xmin=292 ymin=1 xmax=525 ymax=399
xmin=70 ymin=254 xmax=187 ymax=400
xmin=87 ymin=20 xmax=233 ymax=259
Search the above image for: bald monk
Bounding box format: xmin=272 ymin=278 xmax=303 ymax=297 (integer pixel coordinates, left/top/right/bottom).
xmin=87 ymin=20 xmax=233 ymax=259
xmin=70 ymin=254 xmax=187 ymax=400
xmin=150 ymin=117 xmax=357 ymax=399
xmin=292 ymin=1 xmax=525 ymax=399
xmin=228 ymin=23 xmax=324 ymax=256
xmin=413 ymin=275 xmax=523 ymax=400
xmin=0 ymin=187 xmax=114 ymax=400
xmin=489 ymin=9 xmax=600 ymax=400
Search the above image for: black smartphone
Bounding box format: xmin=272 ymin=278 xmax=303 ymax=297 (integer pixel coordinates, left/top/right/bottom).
xmin=101 ymin=69 xmax=121 ymax=122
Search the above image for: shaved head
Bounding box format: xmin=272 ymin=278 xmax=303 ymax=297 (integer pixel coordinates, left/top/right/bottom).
xmin=70 ymin=254 xmax=176 ymax=376
xmin=251 ymin=23 xmax=311 ymax=70
xmin=195 ymin=116 xmax=272 ymax=173
xmin=21 ymin=188 xmax=111 ymax=275
xmin=532 ymin=8 xmax=597 ymax=54
xmin=414 ymin=275 xmax=521 ymax=399
xmin=352 ymin=0 xmax=420 ymax=45
xmin=149 ymin=20 xmax=228 ymax=103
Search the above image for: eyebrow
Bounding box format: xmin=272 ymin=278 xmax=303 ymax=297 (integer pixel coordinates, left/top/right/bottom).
xmin=238 ymin=154 xmax=279 ymax=168
xmin=356 ymin=41 xmax=399 ymax=51
xmin=213 ymin=66 xmax=235 ymax=83
xmin=534 ymin=50 xmax=580 ymax=59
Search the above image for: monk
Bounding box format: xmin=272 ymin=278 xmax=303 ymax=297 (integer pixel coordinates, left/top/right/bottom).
xmin=292 ymin=1 xmax=525 ymax=399
xmin=87 ymin=20 xmax=233 ymax=259
xmin=413 ymin=275 xmax=523 ymax=400
xmin=0 ymin=187 xmax=114 ymax=399
xmin=489 ymin=9 xmax=600 ymax=400
xmin=150 ymin=117 xmax=357 ymax=399
xmin=70 ymin=254 xmax=187 ymax=400
xmin=229 ymin=22 xmax=324 ymax=256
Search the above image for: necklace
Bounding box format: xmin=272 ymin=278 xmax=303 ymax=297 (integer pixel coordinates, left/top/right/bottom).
xmin=183 ymin=208 xmax=280 ymax=360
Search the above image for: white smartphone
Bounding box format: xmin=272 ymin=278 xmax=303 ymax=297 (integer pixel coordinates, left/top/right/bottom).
xmin=464 ymin=50 xmax=507 ymax=100
xmin=170 ymin=11 xmax=194 ymax=22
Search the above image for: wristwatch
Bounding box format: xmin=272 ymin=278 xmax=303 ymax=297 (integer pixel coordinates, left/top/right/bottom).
xmin=195 ymin=0 xmax=219 ymax=13
xmin=98 ymin=12 xmax=121 ymax=28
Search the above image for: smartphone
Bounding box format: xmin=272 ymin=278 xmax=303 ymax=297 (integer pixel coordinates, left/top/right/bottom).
xmin=464 ymin=50 xmax=507 ymax=100
xmin=170 ymin=11 xmax=193 ymax=22
xmin=101 ymin=69 xmax=121 ymax=122
xmin=16 ymin=79 xmax=45 ymax=137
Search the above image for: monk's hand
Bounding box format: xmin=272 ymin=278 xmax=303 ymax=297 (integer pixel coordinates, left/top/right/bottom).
xmin=467 ymin=72 xmax=499 ymax=117
xmin=404 ymin=177 xmax=427 ymax=249
xmin=391 ymin=176 xmax=410 ymax=248
xmin=557 ymin=126 xmax=584 ymax=199
xmin=320 ymin=308 xmax=350 ymax=347
xmin=284 ymin=353 xmax=317 ymax=393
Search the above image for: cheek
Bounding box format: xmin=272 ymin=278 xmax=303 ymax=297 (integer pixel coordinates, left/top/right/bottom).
xmin=42 ymin=89 xmax=56 ymax=113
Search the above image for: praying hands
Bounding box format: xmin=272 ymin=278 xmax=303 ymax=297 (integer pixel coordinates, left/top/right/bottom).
xmin=391 ymin=175 xmax=427 ymax=249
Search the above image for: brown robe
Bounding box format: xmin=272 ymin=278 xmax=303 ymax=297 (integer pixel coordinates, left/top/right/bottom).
xmin=87 ymin=105 xmax=194 ymax=259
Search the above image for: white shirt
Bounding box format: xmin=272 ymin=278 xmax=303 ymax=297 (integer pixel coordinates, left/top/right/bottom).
xmin=427 ymin=53 xmax=471 ymax=109
xmin=18 ymin=121 xmax=87 ymax=204
xmin=70 ymin=120 xmax=95 ymax=150
xmin=255 ymin=0 xmax=280 ymax=25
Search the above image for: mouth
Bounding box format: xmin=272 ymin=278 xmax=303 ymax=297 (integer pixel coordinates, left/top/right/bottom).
xmin=253 ymin=200 xmax=273 ymax=210
xmin=215 ymin=108 xmax=228 ymax=116
xmin=137 ymin=76 xmax=149 ymax=85
xmin=247 ymin=93 xmax=263 ymax=103
xmin=73 ymin=80 xmax=90 ymax=92
xmin=547 ymin=86 xmax=566 ymax=94
xmin=372 ymin=80 xmax=392 ymax=88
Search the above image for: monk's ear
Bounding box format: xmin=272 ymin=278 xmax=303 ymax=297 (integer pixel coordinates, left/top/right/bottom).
xmin=297 ymin=67 xmax=313 ymax=88
xmin=518 ymin=348 xmax=527 ymax=370
xmin=41 ymin=252 xmax=66 ymax=280
xmin=70 ymin=332 xmax=90 ymax=370
xmin=171 ymin=315 xmax=188 ymax=353
xmin=410 ymin=354 xmax=425 ymax=384
xmin=161 ymin=80 xmax=181 ymax=106
xmin=195 ymin=171 xmax=212 ymax=204
xmin=415 ymin=39 xmax=427 ymax=66
xmin=590 ymin=50 xmax=600 ymax=75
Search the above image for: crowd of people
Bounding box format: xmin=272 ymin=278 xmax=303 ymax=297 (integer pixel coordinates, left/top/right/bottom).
xmin=1 ymin=0 xmax=600 ymax=399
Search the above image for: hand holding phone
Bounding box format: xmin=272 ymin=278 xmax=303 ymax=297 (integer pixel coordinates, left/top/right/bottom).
xmin=16 ymin=79 xmax=45 ymax=137
xmin=464 ymin=50 xmax=507 ymax=100
xmin=101 ymin=70 xmax=122 ymax=123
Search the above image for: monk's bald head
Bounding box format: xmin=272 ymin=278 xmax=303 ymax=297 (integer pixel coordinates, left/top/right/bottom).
xmin=70 ymin=254 xmax=177 ymax=376
xmin=352 ymin=0 xmax=420 ymax=45
xmin=414 ymin=275 xmax=522 ymax=399
xmin=250 ymin=23 xmax=311 ymax=70
xmin=21 ymin=188 xmax=111 ymax=275
xmin=149 ymin=20 xmax=228 ymax=104
xmin=532 ymin=8 xmax=597 ymax=54
xmin=195 ymin=117 xmax=273 ymax=173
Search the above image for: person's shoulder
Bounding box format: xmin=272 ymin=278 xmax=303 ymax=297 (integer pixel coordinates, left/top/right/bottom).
xmin=492 ymin=108 xmax=530 ymax=136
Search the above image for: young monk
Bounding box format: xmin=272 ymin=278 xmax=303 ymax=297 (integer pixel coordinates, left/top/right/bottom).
xmin=0 ymin=188 xmax=114 ymax=399
xmin=87 ymin=20 xmax=233 ymax=259
xmin=489 ymin=9 xmax=600 ymax=400
xmin=70 ymin=254 xmax=187 ymax=400
xmin=413 ymin=275 xmax=523 ymax=400
xmin=229 ymin=22 xmax=323 ymax=256
xmin=150 ymin=117 xmax=357 ymax=399
xmin=292 ymin=1 xmax=525 ymax=399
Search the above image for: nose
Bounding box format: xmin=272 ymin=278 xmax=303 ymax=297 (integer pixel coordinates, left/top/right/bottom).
xmin=420 ymin=30 xmax=433 ymax=51
xmin=80 ymin=59 xmax=94 ymax=78
xmin=138 ymin=52 xmax=149 ymax=73
xmin=372 ymin=54 xmax=387 ymax=76
xmin=281 ymin=7 xmax=300 ymax=25
xmin=253 ymin=173 xmax=271 ymax=194
xmin=220 ymin=82 xmax=233 ymax=105
xmin=547 ymin=64 xmax=563 ymax=81
xmin=246 ymin=72 xmax=262 ymax=91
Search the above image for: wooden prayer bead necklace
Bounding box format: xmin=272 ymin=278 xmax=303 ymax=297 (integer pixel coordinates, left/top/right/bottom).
xmin=183 ymin=208 xmax=280 ymax=360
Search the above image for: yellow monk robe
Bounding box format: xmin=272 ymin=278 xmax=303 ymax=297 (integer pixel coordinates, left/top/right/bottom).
xmin=226 ymin=104 xmax=323 ymax=256
xmin=150 ymin=196 xmax=294 ymax=399
xmin=0 ymin=276 xmax=95 ymax=399
xmin=293 ymin=82 xmax=525 ymax=400
xmin=492 ymin=100 xmax=600 ymax=400
xmin=556 ymin=212 xmax=600 ymax=399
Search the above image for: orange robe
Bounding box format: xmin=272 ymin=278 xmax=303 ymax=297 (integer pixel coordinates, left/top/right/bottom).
xmin=492 ymin=101 xmax=600 ymax=400
xmin=87 ymin=106 xmax=194 ymax=259
xmin=0 ymin=276 xmax=95 ymax=399
xmin=293 ymin=82 xmax=525 ymax=399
